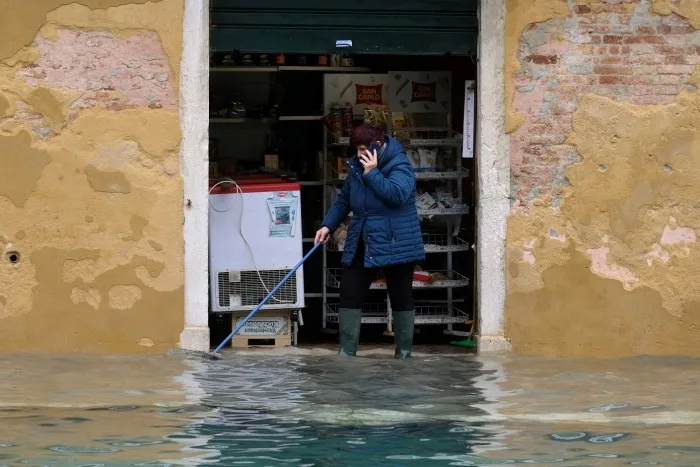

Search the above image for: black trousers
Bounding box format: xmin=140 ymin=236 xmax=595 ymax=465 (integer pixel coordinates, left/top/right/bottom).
xmin=339 ymin=239 xmax=415 ymax=311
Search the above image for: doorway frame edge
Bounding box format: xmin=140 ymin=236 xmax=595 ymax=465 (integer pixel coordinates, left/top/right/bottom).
xmin=475 ymin=0 xmax=512 ymax=354
xmin=179 ymin=0 xmax=211 ymax=352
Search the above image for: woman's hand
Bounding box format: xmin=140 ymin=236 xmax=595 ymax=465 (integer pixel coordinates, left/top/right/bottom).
xmin=359 ymin=148 xmax=378 ymax=174
xmin=314 ymin=226 xmax=331 ymax=244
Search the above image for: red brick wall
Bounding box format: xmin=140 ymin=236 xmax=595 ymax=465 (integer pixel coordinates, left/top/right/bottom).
xmin=510 ymin=1 xmax=700 ymax=206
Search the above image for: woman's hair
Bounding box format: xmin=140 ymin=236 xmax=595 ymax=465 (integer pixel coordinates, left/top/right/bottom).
xmin=350 ymin=123 xmax=385 ymax=148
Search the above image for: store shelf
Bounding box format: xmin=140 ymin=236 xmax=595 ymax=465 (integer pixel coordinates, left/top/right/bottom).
xmin=279 ymin=66 xmax=371 ymax=72
xmin=210 ymin=117 xmax=276 ymax=124
xmin=324 ymin=303 xmax=389 ymax=324
xmin=210 ymin=66 xmax=278 ymax=73
xmin=328 ymin=233 xmax=471 ymax=253
xmin=415 ymin=168 xmax=470 ymax=180
xmin=395 ymin=129 xmax=464 ymax=147
xmin=422 ymin=233 xmax=472 ymax=253
xmin=210 ymin=66 xmax=372 ymax=73
xmin=335 ymin=168 xmax=470 ymax=181
xmin=418 ymin=205 xmax=469 ymax=216
xmin=325 ymin=268 xmax=469 ymax=289
xmin=325 ymin=302 xmax=470 ymax=325
xmin=279 ymin=115 xmax=323 ymax=121
xmin=328 ymin=137 xmax=350 ymax=146
xmin=305 ymin=292 xmax=339 ymax=298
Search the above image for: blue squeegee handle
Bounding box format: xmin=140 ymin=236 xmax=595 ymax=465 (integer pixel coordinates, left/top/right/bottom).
xmin=213 ymin=241 xmax=323 ymax=354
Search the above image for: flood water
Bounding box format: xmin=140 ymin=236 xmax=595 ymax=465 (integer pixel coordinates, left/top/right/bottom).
xmin=1 ymin=347 xmax=699 ymax=466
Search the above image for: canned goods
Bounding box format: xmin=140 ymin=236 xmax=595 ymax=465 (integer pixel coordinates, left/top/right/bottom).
xmin=330 ymin=53 xmax=342 ymax=67
xmin=330 ymin=106 xmax=343 ymax=143
xmin=341 ymin=107 xmax=353 ymax=137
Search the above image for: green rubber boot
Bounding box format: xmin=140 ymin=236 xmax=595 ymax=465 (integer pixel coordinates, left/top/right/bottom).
xmin=338 ymin=308 xmax=361 ymax=356
xmin=393 ymin=310 xmax=415 ymax=359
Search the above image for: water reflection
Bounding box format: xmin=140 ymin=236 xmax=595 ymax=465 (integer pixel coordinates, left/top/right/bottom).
xmin=0 ymin=351 xmax=698 ymax=465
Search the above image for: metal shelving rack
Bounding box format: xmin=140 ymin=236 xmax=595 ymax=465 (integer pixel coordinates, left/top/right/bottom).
xmin=320 ymin=76 xmax=473 ymax=335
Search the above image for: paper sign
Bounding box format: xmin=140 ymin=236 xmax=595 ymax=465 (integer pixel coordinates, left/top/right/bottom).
xmin=266 ymin=191 xmax=298 ymax=238
xmin=388 ymin=71 xmax=452 ymax=113
xmin=323 ymin=73 xmax=389 ymax=115
xmin=463 ymin=80 xmax=475 ymax=159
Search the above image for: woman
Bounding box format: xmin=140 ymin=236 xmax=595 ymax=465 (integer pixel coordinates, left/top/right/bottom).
xmin=315 ymin=123 xmax=425 ymax=359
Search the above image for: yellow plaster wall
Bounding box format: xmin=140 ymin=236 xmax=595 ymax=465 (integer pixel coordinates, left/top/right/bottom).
xmin=0 ymin=0 xmax=185 ymax=353
xmin=504 ymin=0 xmax=700 ymax=356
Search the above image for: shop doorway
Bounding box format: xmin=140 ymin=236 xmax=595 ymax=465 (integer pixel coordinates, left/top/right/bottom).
xmin=205 ymin=0 xmax=480 ymax=350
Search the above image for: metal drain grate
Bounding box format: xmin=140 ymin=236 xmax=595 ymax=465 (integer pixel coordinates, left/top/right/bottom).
xmin=217 ymin=269 xmax=296 ymax=309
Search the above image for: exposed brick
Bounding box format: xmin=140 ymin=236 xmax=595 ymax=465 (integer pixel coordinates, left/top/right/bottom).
xmin=655 ymin=85 xmax=683 ymax=95
xmin=511 ymin=0 xmax=699 ymax=206
xmin=524 ymin=145 xmax=543 ymax=156
xmin=530 ymin=134 xmax=568 ymax=145
xmin=623 ymin=35 xmax=664 ymax=44
xmin=634 ymin=65 xmax=657 ymax=75
xmin=657 ymin=45 xmax=685 ymax=55
xmin=664 ymin=35 xmax=689 ymax=46
xmin=635 ymin=25 xmax=657 ymax=34
xmin=624 ymin=54 xmax=664 ymax=65
xmin=599 ymin=75 xmax=654 ymax=85
xmin=525 ymin=54 xmax=559 ymax=64
xmin=601 ymin=56 xmax=623 ymax=64
xmin=631 ymin=85 xmax=654 ymax=96
xmin=658 ymin=24 xmax=697 ymax=35
xmin=665 ymin=55 xmax=688 ymax=65
xmin=660 ymin=64 xmax=696 ymax=74
xmin=594 ymin=64 xmax=634 ymax=74
xmin=604 ymin=35 xmax=624 ymax=44
xmin=659 ymin=75 xmax=683 ymax=85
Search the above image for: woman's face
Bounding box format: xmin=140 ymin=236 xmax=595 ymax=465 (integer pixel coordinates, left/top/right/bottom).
xmin=356 ymin=141 xmax=380 ymax=155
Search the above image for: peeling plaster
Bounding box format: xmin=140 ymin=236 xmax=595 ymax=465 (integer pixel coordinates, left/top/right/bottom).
xmin=0 ymin=0 xmax=185 ymax=353
xmin=504 ymin=0 xmax=569 ymax=133
xmin=505 ymin=0 xmax=700 ymax=357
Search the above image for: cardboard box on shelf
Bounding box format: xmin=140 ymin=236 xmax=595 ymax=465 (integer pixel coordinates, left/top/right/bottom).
xmin=264 ymin=154 xmax=279 ymax=170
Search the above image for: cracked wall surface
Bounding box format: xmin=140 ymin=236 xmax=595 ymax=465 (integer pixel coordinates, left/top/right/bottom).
xmin=505 ymin=0 xmax=700 ymax=356
xmin=0 ymin=0 xmax=184 ymax=353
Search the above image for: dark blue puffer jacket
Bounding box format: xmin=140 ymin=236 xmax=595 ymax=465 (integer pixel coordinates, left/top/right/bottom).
xmin=322 ymin=134 xmax=425 ymax=268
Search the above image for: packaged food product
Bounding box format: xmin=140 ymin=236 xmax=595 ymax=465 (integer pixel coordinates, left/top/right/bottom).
xmin=323 ymin=107 xmax=344 ymax=143
xmin=413 ymin=270 xmax=431 ymax=282
xmin=332 ymin=218 xmax=349 ymax=250
xmin=341 ymin=107 xmax=353 ymax=137
xmin=406 ymin=149 xmax=420 ymax=172
xmin=418 ymin=148 xmax=437 ymax=172
xmin=415 ymin=192 xmax=438 ymax=221
xmin=363 ymin=108 xmax=389 ymax=132
xmin=434 ymin=188 xmax=459 ymax=209
xmin=430 ymin=272 xmax=449 ymax=282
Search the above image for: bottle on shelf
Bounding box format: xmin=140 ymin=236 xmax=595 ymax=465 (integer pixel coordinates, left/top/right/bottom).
xmin=262 ymin=131 xmax=279 ymax=171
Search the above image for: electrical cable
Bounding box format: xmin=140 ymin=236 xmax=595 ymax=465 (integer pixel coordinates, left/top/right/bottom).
xmin=208 ymin=177 xmax=283 ymax=303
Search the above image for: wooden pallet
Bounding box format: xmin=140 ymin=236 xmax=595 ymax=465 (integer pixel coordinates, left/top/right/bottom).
xmin=230 ymin=310 xmax=292 ymax=348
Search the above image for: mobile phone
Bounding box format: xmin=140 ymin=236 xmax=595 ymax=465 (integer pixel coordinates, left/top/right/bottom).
xmin=368 ymin=142 xmax=380 ymax=154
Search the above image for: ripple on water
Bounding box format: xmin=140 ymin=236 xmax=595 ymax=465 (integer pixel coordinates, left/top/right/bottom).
xmin=588 ymin=433 xmax=626 ymax=443
xmin=550 ymin=432 xmax=587 ymax=441
xmin=109 ymin=440 xmax=165 ymax=447
xmin=48 ymin=446 xmax=120 ymax=454
xmin=588 ymin=403 xmax=629 ymax=412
